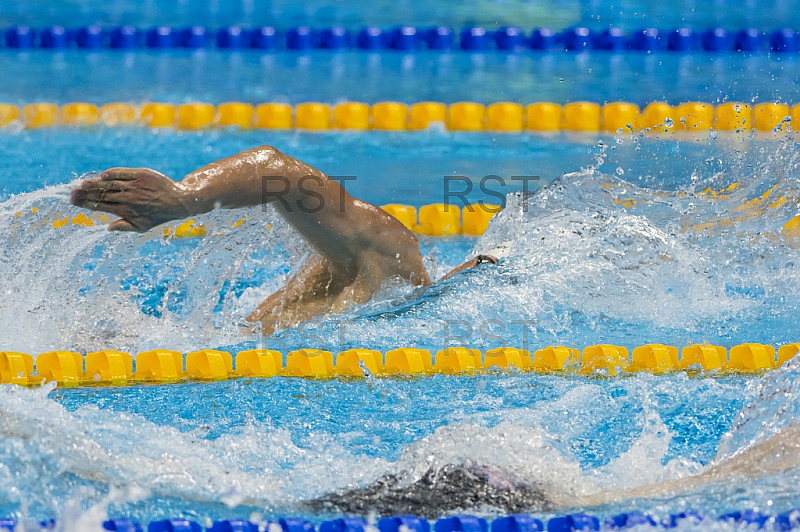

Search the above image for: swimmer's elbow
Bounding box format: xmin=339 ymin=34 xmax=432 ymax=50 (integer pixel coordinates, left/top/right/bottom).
xmin=251 ymin=145 xmax=281 ymax=160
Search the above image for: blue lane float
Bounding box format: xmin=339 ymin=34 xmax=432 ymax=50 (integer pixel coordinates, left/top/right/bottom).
xmin=547 ymin=514 xmax=599 ymax=532
xmin=356 ymin=27 xmax=384 ymax=50
xmin=109 ymin=26 xmax=139 ymax=49
xmin=388 ymin=26 xmax=418 ymax=50
xmin=216 ymin=26 xmax=248 ymax=49
xmin=251 ymin=27 xmax=278 ymax=50
xmin=379 ymin=516 xmax=431 ymax=532
xmin=629 ymin=27 xmax=662 ymax=51
xmin=319 ymin=27 xmax=351 ymax=49
xmin=596 ymin=28 xmax=627 ymax=51
xmin=320 ymin=518 xmax=370 ymax=532
xmin=40 ymin=26 xmax=68 ymax=49
xmin=561 ymin=27 xmax=593 ymax=51
xmin=603 ymin=513 xmax=656 ymax=529
xmin=179 ymin=26 xmax=208 ymax=48
xmin=4 ymin=25 xmax=800 ymax=53
xmin=435 ymin=516 xmax=488 ymax=532
xmin=145 ymin=26 xmax=175 ymax=48
xmin=148 ymin=519 xmax=203 ymax=532
xmin=17 ymin=511 xmax=787 ymax=532
xmin=207 ymin=521 xmax=254 ymax=532
xmin=661 ymin=512 xmax=703 ymax=528
xmin=701 ymin=28 xmax=732 ymax=51
xmin=286 ymin=26 xmax=314 ymax=50
xmin=770 ymin=28 xmax=799 ymax=52
xmin=494 ymin=27 xmax=525 ymax=51
xmin=460 ymin=27 xmax=489 ymax=51
xmin=4 ymin=26 xmax=35 ymax=49
xmin=0 ymin=510 xmax=795 ymax=531
xmin=718 ymin=511 xmax=771 ymax=528
xmin=493 ymin=515 xmax=543 ymax=532
xmin=423 ymin=26 xmax=452 ymax=50
xmin=75 ymin=25 xmax=104 ymax=49
xmin=735 ymin=28 xmax=763 ymax=51
xmin=667 ymin=28 xmax=697 ymax=51
xmin=103 ymin=519 xmax=143 ymax=531
xmin=529 ymin=28 xmax=557 ymax=50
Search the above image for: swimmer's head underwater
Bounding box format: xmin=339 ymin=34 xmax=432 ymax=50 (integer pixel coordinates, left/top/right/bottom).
xmin=71 ymin=145 xmax=499 ymax=335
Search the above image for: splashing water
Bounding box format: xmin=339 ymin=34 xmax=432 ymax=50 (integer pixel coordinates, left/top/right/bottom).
xmin=0 ymin=133 xmax=799 ymax=524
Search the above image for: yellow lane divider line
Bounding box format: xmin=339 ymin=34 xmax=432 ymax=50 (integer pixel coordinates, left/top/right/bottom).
xmin=0 ymin=342 xmax=796 ymax=387
xmin=3 ymin=101 xmax=799 ymax=133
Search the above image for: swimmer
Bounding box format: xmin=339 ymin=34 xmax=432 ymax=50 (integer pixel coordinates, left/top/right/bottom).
xmin=70 ymin=145 xmax=498 ymax=334
xmin=308 ymin=419 xmax=800 ymax=516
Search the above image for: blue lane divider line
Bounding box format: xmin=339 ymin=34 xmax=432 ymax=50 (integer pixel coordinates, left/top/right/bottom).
xmin=547 ymin=514 xmax=599 ymax=532
xmin=109 ymin=26 xmax=139 ymax=49
xmin=7 ymin=511 xmax=800 ymax=531
xmin=3 ymin=25 xmax=800 ymax=52
xmin=104 ymin=518 xmax=144 ymax=532
xmin=379 ymin=516 xmax=431 ymax=532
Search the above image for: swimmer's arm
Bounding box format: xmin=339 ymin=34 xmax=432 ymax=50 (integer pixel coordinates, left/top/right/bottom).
xmin=179 ymin=145 xmax=425 ymax=274
xmin=440 ymin=254 xmax=499 ymax=281
xmin=71 ymin=145 xmax=429 ymax=283
xmin=177 ymin=145 xmax=335 ymax=214
xmin=71 ymin=145 xmax=332 ymax=231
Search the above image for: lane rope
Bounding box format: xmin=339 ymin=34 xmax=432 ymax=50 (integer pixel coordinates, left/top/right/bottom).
xmin=1 ymin=101 xmax=797 ymax=133
xmin=3 ymin=506 xmax=799 ymax=531
xmin=1 ymin=342 xmax=796 ymax=387
xmin=37 ymin=204 xmax=497 ymax=237
xmin=3 ymin=25 xmax=800 ymax=53
xmin=29 ymin=201 xmax=800 ymax=240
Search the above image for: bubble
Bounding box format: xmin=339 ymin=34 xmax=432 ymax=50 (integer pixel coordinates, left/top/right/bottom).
xmin=616 ymin=167 xmax=625 ymax=176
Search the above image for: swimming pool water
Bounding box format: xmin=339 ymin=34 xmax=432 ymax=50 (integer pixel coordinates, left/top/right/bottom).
xmin=3 ymin=0 xmax=800 ymax=33
xmin=0 ymin=129 xmax=799 ymax=524
xmin=0 ymin=52 xmax=799 ymax=105
xmin=0 ymin=371 xmax=753 ymax=522
xmin=3 ymin=0 xmax=800 ymax=526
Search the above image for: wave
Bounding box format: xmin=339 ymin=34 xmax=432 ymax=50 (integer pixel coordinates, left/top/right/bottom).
xmin=0 ymin=136 xmax=798 ymax=523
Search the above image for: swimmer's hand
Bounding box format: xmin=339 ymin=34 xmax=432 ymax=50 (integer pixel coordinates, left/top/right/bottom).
xmin=440 ymin=254 xmax=499 ymax=281
xmin=475 ymin=254 xmax=500 ymax=265
xmin=70 ymin=167 xmax=191 ymax=232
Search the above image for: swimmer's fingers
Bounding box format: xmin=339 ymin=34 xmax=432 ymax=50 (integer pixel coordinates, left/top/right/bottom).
xmin=99 ymin=168 xmax=143 ymax=181
xmin=73 ymin=176 xmax=109 ymax=191
xmin=108 ymin=219 xmax=138 ymax=232
xmin=70 ymin=187 xmax=100 ymax=209
xmin=71 ymin=191 xmax=138 ymax=221
xmin=475 ymin=254 xmax=499 ymax=264
xmin=72 ymin=176 xmax=130 ymax=205
xmin=71 ymin=187 xmax=124 ymax=209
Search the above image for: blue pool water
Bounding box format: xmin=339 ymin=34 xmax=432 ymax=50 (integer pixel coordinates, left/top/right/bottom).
xmin=4 ymin=0 xmax=800 ymax=32
xmin=0 ymin=52 xmax=799 ymax=105
xmin=0 ymin=128 xmax=799 ymax=526
xmin=3 ymin=0 xmax=800 ymax=528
